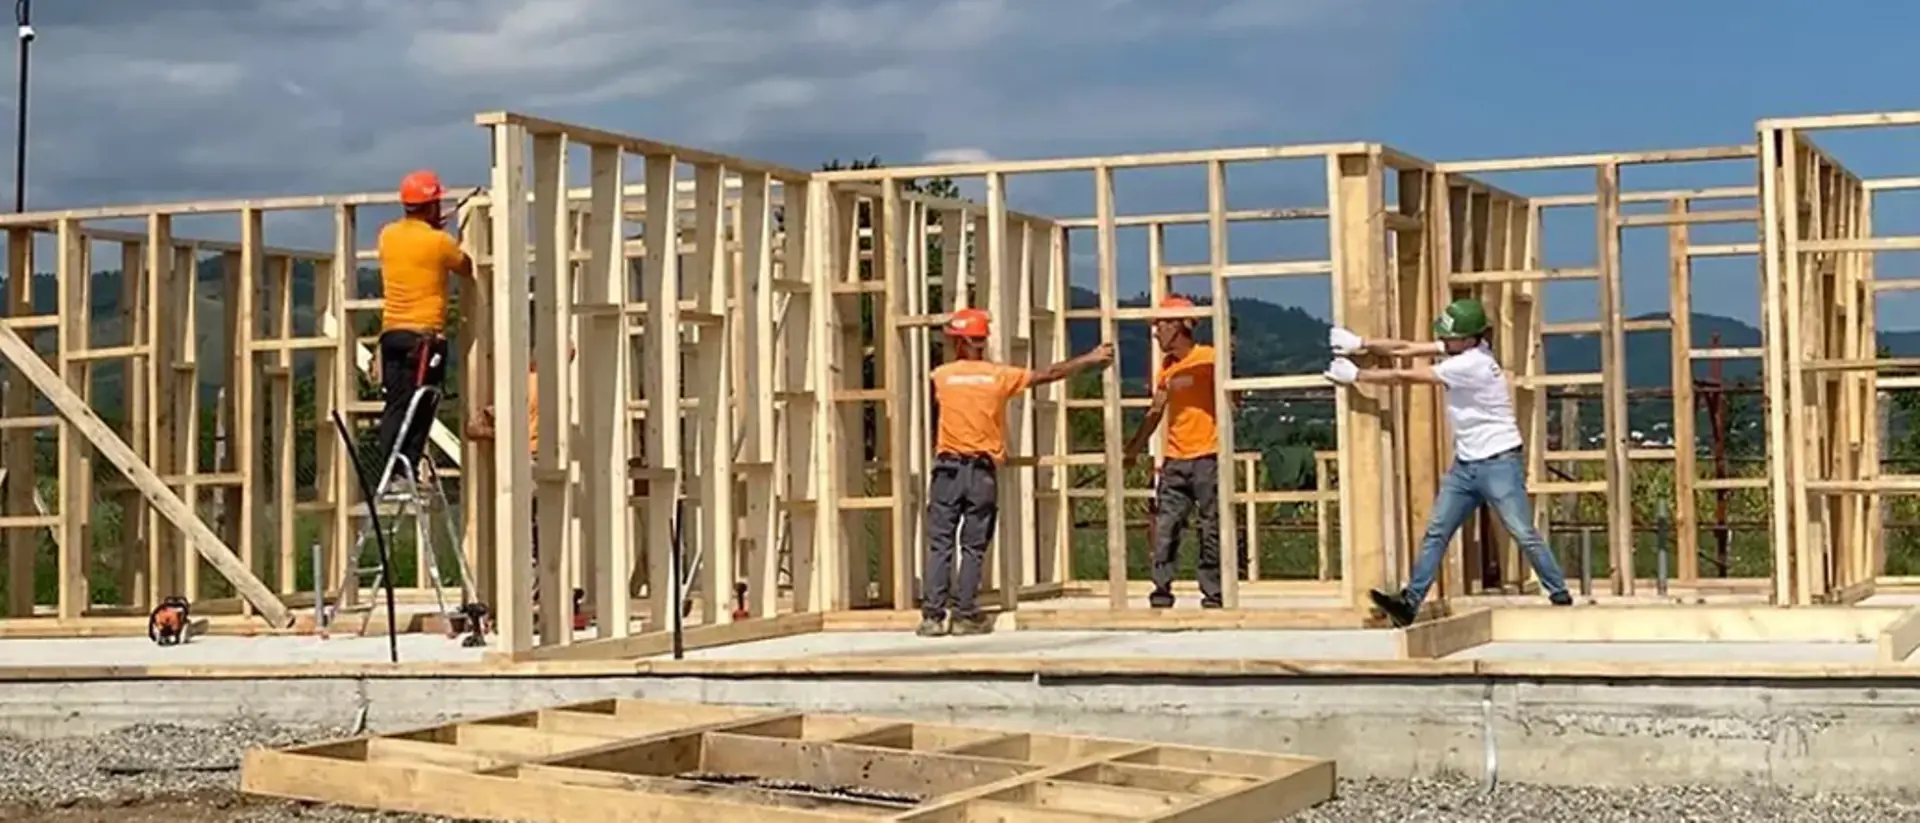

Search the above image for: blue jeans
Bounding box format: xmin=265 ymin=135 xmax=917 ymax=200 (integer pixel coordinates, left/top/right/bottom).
xmin=1402 ymin=449 xmax=1569 ymax=610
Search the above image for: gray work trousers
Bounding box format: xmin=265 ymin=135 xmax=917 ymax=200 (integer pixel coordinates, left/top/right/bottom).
xmin=922 ymin=454 xmax=998 ymax=621
xmin=1151 ymin=455 xmax=1223 ymax=607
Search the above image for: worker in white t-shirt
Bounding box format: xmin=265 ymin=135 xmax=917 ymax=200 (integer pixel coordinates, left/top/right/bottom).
xmin=1321 ymin=298 xmax=1573 ymax=627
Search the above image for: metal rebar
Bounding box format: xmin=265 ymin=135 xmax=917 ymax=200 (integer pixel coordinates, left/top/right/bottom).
xmin=310 ymin=540 xmax=323 ymax=631
xmin=11 ymin=0 xmax=28 ymax=214
xmin=1655 ymin=500 xmax=1670 ymax=596
xmin=1579 ymin=528 xmax=1593 ymax=597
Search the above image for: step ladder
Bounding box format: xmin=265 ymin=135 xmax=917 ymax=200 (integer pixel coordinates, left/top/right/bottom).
xmin=328 ymin=384 xmax=480 ymax=640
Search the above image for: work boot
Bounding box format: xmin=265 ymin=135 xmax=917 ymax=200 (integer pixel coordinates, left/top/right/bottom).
xmin=916 ymin=617 xmax=948 ymax=637
xmin=950 ymin=613 xmax=994 ymax=636
xmin=1549 ymin=591 xmax=1574 ymax=607
xmin=1369 ymin=589 xmax=1418 ymax=628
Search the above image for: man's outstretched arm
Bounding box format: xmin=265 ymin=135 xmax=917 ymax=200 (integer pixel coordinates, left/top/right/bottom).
xmin=1330 ymin=326 xmax=1442 ymax=359
xmin=1324 ymin=357 xmax=1444 ymax=388
xmin=1355 ymin=365 xmax=1444 ymax=386
xmin=1027 ymin=342 xmax=1115 ymax=388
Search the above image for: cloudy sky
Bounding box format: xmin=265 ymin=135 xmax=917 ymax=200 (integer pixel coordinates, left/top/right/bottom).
xmin=13 ymin=0 xmax=1920 ymax=325
xmin=29 ymin=0 xmax=1409 ymax=204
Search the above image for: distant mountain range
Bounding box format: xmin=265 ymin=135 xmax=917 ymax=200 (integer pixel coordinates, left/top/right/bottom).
xmin=15 ymin=264 xmax=1920 ymax=427
xmin=1059 ymin=285 xmax=1920 ymax=390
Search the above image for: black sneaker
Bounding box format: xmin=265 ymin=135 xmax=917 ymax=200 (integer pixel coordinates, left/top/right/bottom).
xmin=950 ymin=613 xmax=994 ymax=636
xmin=1549 ymin=591 xmax=1574 ymax=606
xmin=1369 ymin=589 xmax=1418 ymax=628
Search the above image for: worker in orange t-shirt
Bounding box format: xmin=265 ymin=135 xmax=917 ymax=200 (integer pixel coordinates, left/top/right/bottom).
xmin=1122 ymin=295 xmax=1241 ymax=609
xmin=374 ymin=169 xmax=474 ymax=478
xmin=921 ymin=308 xmax=1113 ymax=637
xmin=466 ymin=345 xmax=575 ymax=578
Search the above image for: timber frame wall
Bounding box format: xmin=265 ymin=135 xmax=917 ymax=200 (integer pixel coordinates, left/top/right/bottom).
xmin=1429 ymin=146 xmax=1776 ymax=602
xmin=1 ymin=109 xmax=1917 ymax=653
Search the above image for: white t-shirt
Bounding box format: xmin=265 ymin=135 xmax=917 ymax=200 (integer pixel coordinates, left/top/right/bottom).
xmin=1430 ymin=343 xmax=1524 ymax=461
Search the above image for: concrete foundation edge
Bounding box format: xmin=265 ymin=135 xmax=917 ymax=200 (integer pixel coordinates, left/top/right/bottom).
xmin=2 ymin=673 xmax=1915 ymax=793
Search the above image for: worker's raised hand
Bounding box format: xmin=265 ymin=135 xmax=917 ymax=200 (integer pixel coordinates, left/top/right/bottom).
xmin=1090 ymin=342 xmax=1116 ymax=366
xmin=464 ymin=408 xmax=497 ymax=441
xmin=1323 ymin=357 xmax=1359 ymax=386
xmin=1328 ymin=327 xmax=1364 ymax=355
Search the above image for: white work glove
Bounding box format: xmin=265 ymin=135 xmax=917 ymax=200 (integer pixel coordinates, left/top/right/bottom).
xmin=1328 ymin=327 xmax=1364 ymax=355
xmin=1324 ymin=357 xmax=1359 ymax=385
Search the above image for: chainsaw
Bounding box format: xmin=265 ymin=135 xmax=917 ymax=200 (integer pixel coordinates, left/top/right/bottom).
xmin=148 ymin=596 xmax=191 ymax=646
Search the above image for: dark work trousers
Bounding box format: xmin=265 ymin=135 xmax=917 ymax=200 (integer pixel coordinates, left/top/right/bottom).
xmin=1150 ymin=454 xmax=1224 ymax=608
xmin=373 ymin=329 xmax=450 ymax=479
xmin=922 ymin=453 xmax=999 ymax=621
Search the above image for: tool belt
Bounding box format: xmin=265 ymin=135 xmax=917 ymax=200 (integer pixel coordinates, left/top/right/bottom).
xmin=934 ymin=452 xmax=995 ymax=469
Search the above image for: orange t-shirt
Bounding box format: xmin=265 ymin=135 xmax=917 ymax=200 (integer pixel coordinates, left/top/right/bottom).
xmin=1157 ymin=344 xmax=1219 ymax=459
xmin=526 ymin=369 xmax=540 ymax=456
xmin=378 ymin=217 xmax=466 ymax=333
xmin=930 ymin=359 xmax=1032 ymax=464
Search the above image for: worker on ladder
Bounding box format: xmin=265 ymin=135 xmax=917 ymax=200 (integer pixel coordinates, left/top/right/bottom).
xmin=1121 ymin=295 xmax=1245 ymax=610
xmin=374 ymin=169 xmax=475 ymax=485
xmin=919 ymin=308 xmax=1113 ymax=638
xmin=1323 ymin=297 xmax=1574 ymax=627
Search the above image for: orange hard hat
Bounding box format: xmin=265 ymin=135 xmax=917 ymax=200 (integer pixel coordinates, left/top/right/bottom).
xmin=399 ymin=169 xmax=445 ymax=206
xmin=1160 ymin=295 xmax=1196 ymax=309
xmin=946 ymin=307 xmax=991 ymax=339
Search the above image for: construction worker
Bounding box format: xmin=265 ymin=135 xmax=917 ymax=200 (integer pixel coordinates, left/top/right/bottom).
xmin=920 ymin=308 xmax=1114 ymax=637
xmin=465 ymin=345 xmax=574 ymax=592
xmin=1121 ymin=295 xmax=1240 ymax=609
xmin=374 ymin=169 xmax=474 ymax=476
xmin=1323 ymin=297 xmax=1573 ymax=627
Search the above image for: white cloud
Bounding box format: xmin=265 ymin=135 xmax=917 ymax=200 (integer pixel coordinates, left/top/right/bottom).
xmin=9 ymin=0 xmax=1428 ymax=231
xmin=924 ymin=148 xmax=995 ymax=164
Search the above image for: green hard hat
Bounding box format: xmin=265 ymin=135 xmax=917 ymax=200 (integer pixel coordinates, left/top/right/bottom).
xmin=1433 ymin=298 xmax=1489 ymax=339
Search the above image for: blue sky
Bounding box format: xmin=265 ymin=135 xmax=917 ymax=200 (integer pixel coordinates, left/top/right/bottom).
xmin=14 ymin=0 xmax=1920 ymax=330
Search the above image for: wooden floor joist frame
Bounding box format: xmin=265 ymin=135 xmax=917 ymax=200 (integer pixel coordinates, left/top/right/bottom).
xmin=241 ymin=697 xmax=1338 ymax=822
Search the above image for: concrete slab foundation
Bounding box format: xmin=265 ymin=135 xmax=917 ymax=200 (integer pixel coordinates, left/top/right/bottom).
xmin=6 ymin=669 xmax=1920 ymax=795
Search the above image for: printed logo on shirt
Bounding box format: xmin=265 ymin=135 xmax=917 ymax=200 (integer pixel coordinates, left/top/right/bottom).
xmin=1168 ymin=374 xmax=1195 ymax=390
xmin=943 ymin=374 xmax=998 ymax=386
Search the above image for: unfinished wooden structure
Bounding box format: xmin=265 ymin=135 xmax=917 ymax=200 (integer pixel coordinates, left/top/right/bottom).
xmin=1426 ymin=147 xmax=1775 ymax=602
xmin=240 ymin=697 xmax=1336 ymax=822
xmin=810 ymin=144 xmax=1439 ymax=614
xmin=17 ymin=109 xmax=1920 ymax=658
xmin=1759 ymin=111 xmax=1920 ymax=606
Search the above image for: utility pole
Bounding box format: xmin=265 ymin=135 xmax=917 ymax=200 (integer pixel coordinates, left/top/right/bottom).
xmin=13 ymin=0 xmax=31 ymax=213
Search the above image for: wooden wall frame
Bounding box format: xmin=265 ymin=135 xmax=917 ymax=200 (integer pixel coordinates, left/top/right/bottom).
xmin=11 ymin=108 xmax=1920 ymax=658
xmin=1429 ymin=146 xmax=1769 ymax=602
xmin=1759 ymin=111 xmax=1920 ymax=606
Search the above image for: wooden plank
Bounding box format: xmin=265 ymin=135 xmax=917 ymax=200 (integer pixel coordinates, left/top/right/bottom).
xmin=1397 ymin=608 xmax=1492 ymax=659
xmin=1877 ymin=605 xmax=1920 ymax=664
xmin=579 ymin=144 xmax=631 ymax=638
xmin=497 ymin=611 xmax=824 ymax=663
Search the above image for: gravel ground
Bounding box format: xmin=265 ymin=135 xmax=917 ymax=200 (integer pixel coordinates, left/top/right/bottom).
xmin=5 ymin=723 xmax=1920 ymax=822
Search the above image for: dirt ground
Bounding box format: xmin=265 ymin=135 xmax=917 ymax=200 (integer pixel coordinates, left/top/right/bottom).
xmin=0 ymin=790 xmax=457 ymax=823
